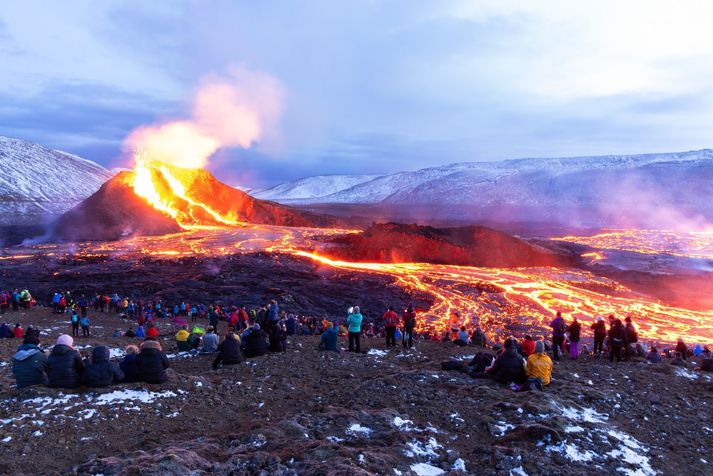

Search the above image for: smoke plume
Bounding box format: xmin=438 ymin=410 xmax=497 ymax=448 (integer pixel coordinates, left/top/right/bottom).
xmin=125 ymin=66 xmax=283 ymax=169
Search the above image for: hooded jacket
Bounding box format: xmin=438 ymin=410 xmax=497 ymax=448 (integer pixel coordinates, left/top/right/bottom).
xmin=12 ymin=344 xmax=49 ymax=388
xmin=487 ymin=347 xmax=527 ymax=384
xmin=319 ymin=328 xmax=339 ymax=351
xmin=47 ymin=344 xmax=85 ymax=388
xmin=526 ymin=352 xmax=553 ymax=385
xmin=212 ymin=335 xmax=243 ymax=369
xmin=83 ymin=346 xmax=124 ymax=387
xmin=242 ymin=328 xmax=268 ymax=358
xmin=120 ymin=353 xmax=141 ymax=382
xmin=347 ymin=313 xmax=363 ymax=333
xmin=137 ymin=341 xmax=169 ymax=384
xmin=202 ymin=332 xmax=219 ymax=353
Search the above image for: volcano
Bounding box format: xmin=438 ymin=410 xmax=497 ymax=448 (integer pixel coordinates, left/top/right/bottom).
xmin=52 ymin=163 xmax=340 ymax=241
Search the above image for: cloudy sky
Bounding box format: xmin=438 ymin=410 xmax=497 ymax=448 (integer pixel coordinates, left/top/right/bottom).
xmin=1 ymin=0 xmax=712 ymax=188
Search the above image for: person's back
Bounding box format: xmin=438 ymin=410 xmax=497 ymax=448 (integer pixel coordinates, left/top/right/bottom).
xmin=269 ymin=326 xmax=287 ymax=352
xmin=471 ymin=328 xmax=486 ymax=347
xmin=488 ymin=343 xmax=527 ymax=385
xmin=13 ymin=325 xmax=23 ymax=339
xmin=213 ymin=334 xmax=242 ymax=368
xmin=646 ymin=349 xmax=661 ymax=364
xmin=83 ymin=346 xmax=124 ymax=387
xmin=175 ymin=328 xmax=191 ymax=351
xmin=0 ymin=323 xmax=11 ymax=338
xmin=526 ymin=342 xmax=553 ymax=385
xmin=347 ymin=312 xmax=363 ymax=332
xmin=134 ymin=326 xmax=145 ymax=338
xmin=319 ymin=326 xmax=339 ymax=352
xmin=120 ymin=346 xmax=141 ymax=382
xmin=47 ymin=335 xmax=85 ymax=389
xmin=520 ymin=337 xmax=535 ymax=357
xmin=12 ymin=336 xmax=48 ymax=389
xmin=286 ymin=316 xmax=297 ymax=336
xmin=243 ymin=326 xmax=268 ymax=358
xmin=202 ymin=330 xmax=219 ymax=353
xmin=137 ymin=340 xmax=169 ymax=383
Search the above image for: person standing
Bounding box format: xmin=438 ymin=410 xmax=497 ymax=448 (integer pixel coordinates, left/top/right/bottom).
xmin=567 ymin=317 xmax=582 ymax=360
xmin=402 ymin=303 xmax=417 ymax=349
xmin=347 ymin=306 xmax=363 ymax=353
xmin=70 ymin=311 xmax=80 ymax=337
xmin=80 ymin=315 xmax=91 ymax=337
xmin=550 ymin=311 xmax=567 ymax=361
xmin=624 ymin=316 xmax=638 ymax=361
xmin=382 ymin=306 xmax=399 ymax=348
xmin=608 ymin=318 xmax=626 ymax=363
xmin=590 ymin=316 xmax=607 ymax=355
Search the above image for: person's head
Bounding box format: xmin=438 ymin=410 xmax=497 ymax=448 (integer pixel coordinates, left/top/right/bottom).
xmin=608 ymin=314 xmax=615 ymax=321
xmin=181 ymin=324 xmax=188 ymax=330
xmin=389 ymin=306 xmax=394 ymax=312
xmin=56 ymin=334 xmax=74 ymax=348
xmin=92 ymin=346 xmax=110 ymax=362
xmin=675 ymin=351 xmax=682 ymax=358
xmin=141 ymin=340 xmax=162 ymax=351
xmin=460 ymin=326 xmax=466 ymax=332
xmin=207 ymin=326 xmax=214 ymax=333
xmin=597 ymin=315 xmax=604 ymax=322
xmin=556 ymin=311 xmax=562 ymax=318
xmin=625 ymin=316 xmax=632 ymax=323
xmin=23 ymin=333 xmax=40 ymax=346
xmin=125 ymin=345 xmax=139 ymax=355
xmin=326 ymin=322 xmax=334 ymax=330
xmin=271 ymin=299 xmax=277 ymax=305
xmin=573 ymin=316 xmax=578 ymax=322
xmin=678 ymin=338 xmax=684 ymax=343
xmin=650 ymin=346 xmax=658 ymax=353
xmin=525 ymin=335 xmax=533 ymax=342
xmin=354 ymin=306 xmax=360 ymax=314
xmin=14 ymin=323 xmax=20 ymax=328
xmin=534 ymin=340 xmax=545 ymax=354
xmin=253 ymin=323 xmax=261 ymax=331
xmin=504 ymin=338 xmax=516 ymax=349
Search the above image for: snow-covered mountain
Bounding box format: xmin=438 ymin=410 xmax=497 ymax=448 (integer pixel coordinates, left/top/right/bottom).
xmin=253 ymin=174 xmax=381 ymax=201
xmin=256 ymin=150 xmax=713 ymax=229
xmin=0 ymin=136 xmax=113 ymax=225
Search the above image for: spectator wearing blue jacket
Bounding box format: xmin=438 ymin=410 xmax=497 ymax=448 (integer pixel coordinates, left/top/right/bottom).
xmin=346 ymin=306 xmax=363 ymax=353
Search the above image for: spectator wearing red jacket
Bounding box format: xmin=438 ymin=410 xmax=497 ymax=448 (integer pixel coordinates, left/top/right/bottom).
xmin=520 ymin=335 xmax=536 ymax=356
xmin=382 ymin=306 xmax=400 ymax=348
xmin=13 ymin=324 xmax=24 ymax=339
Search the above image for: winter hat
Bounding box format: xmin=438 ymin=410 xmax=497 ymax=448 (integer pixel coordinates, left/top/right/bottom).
xmin=596 ymin=316 xmax=604 ymax=322
xmin=56 ymin=334 xmax=73 ymax=347
xmin=253 ymin=323 xmax=261 ymax=330
xmin=535 ymin=341 xmax=545 ymax=353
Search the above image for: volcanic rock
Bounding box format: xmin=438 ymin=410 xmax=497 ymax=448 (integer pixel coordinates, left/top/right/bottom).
xmin=324 ymin=222 xmax=570 ymax=267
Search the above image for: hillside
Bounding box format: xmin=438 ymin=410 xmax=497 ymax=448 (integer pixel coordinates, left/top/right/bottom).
xmin=256 ymin=150 xmax=713 ymax=229
xmin=0 ymin=136 xmax=112 ymax=225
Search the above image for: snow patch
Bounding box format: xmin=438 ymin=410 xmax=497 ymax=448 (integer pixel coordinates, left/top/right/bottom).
xmin=410 ymin=463 xmax=445 ymax=476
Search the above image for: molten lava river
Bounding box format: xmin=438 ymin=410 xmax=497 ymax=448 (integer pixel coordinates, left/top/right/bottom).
xmin=4 ymin=224 xmax=712 ymax=346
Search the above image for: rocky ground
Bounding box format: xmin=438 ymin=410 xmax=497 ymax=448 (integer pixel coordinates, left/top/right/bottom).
xmin=0 ymin=308 xmax=711 ymax=475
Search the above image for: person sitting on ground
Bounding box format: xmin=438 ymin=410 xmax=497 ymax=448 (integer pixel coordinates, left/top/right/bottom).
xmin=212 ymin=332 xmax=243 ymax=369
xmin=471 ymin=327 xmax=486 ymax=347
xmin=454 ymin=326 xmax=470 ymax=346
xmin=675 ymin=338 xmax=689 ymax=360
xmin=318 ymin=322 xmax=339 ymax=352
xmin=146 ymin=323 xmax=159 ymax=339
xmin=520 ymin=335 xmax=536 ymax=357
xmin=0 ymin=322 xmax=11 ymax=338
xmin=670 ymin=351 xmax=688 ymax=368
xmin=485 ymin=338 xmax=527 ymax=385
xmin=135 ymin=325 xmax=146 ymax=339
xmin=285 ymin=314 xmax=297 ymax=336
xmin=83 ymin=346 xmax=124 ymax=387
xmin=268 ymin=322 xmax=287 ymax=352
xmin=696 ymin=356 xmax=713 ymax=372
xmin=646 ymin=346 xmax=662 ymax=364
xmin=137 ymin=339 xmax=169 ymax=384
xmin=47 ymin=334 xmax=85 ymax=389
xmin=12 ymin=330 xmax=48 ymax=389
xmin=525 ymin=340 xmax=553 ymax=386
xmin=701 ymin=345 xmax=711 ymax=358
xmin=13 ymin=323 xmax=24 ymax=339
xmin=175 ymin=325 xmax=191 ymax=352
xmin=120 ymin=345 xmax=141 ymax=382
xmin=202 ymin=326 xmax=219 ymax=354
xmin=124 ymin=327 xmax=136 ymax=338
xmin=242 ymin=323 xmax=268 ymax=358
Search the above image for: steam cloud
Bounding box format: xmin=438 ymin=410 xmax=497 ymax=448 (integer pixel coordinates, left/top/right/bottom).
xmin=125 ymin=66 xmax=283 ymax=169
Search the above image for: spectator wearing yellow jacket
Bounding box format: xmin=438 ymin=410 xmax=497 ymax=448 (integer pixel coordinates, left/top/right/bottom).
xmin=175 ymin=325 xmax=191 ymax=352
xmin=526 ymin=341 xmax=553 ymax=386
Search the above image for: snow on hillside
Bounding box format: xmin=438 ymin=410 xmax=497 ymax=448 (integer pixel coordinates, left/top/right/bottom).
xmin=255 ymin=149 xmax=713 ymax=228
xmin=253 ymin=174 xmax=381 ymax=201
xmin=0 ymin=136 xmax=113 ymax=225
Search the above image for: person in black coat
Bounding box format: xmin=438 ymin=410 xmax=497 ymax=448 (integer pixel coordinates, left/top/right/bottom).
xmin=83 ymin=346 xmax=124 ymax=387
xmin=590 ymin=316 xmax=607 ymax=355
xmin=485 ymin=338 xmax=527 ymax=385
xmin=268 ymin=323 xmax=287 ymax=353
xmin=242 ymin=324 xmax=268 ymax=358
xmin=608 ymin=319 xmax=626 ymax=363
xmin=137 ymin=340 xmax=169 ymax=384
xmin=119 ymin=345 xmax=141 ymax=382
xmin=212 ymin=333 xmax=243 ymax=369
xmin=47 ymin=334 xmax=85 ymax=389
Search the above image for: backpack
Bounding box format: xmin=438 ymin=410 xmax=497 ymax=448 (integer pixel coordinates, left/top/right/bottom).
xmin=626 ymin=326 xmax=638 ymax=343
xmin=555 ymin=319 xmax=566 ymax=335
xmin=71 ymin=314 xmax=79 ymax=324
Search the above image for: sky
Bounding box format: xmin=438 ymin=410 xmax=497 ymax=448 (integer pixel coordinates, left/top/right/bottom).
xmin=1 ymin=0 xmax=713 ymax=188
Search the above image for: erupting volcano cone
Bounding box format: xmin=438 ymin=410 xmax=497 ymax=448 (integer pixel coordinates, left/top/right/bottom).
xmin=52 ymin=163 xmax=339 ymax=241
